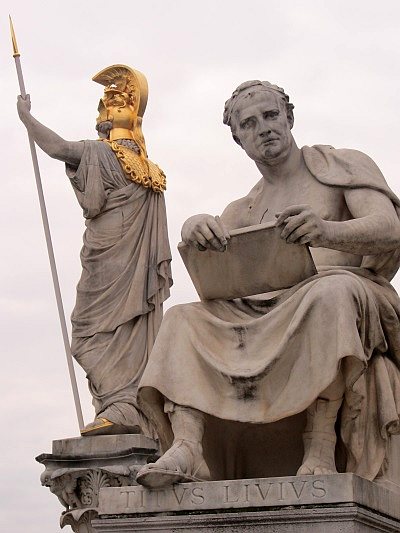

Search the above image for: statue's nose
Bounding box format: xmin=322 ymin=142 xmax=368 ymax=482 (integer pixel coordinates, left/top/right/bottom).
xmin=260 ymin=128 xmax=272 ymax=137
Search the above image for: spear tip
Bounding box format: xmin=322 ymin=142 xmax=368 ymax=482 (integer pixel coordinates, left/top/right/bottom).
xmin=9 ymin=15 xmax=20 ymax=57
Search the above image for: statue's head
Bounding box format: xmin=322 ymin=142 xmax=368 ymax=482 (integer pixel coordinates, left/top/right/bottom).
xmin=93 ymin=64 xmax=148 ymax=155
xmin=223 ymin=81 xmax=295 ymax=164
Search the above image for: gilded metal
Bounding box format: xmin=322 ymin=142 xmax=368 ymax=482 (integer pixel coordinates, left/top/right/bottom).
xmin=80 ymin=417 xmax=113 ymax=436
xmin=9 ymin=16 xmax=20 ymax=57
xmin=105 ymin=140 xmax=166 ymax=193
xmin=93 ymin=64 xmax=166 ymax=193
xmin=93 ymin=64 xmax=148 ymax=151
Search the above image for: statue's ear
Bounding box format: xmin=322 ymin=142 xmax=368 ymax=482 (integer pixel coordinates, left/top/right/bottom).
xmin=233 ymin=134 xmax=242 ymax=147
xmin=287 ymin=110 xmax=294 ymax=130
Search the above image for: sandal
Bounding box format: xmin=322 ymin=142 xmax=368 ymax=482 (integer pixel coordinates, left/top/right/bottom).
xmin=80 ymin=417 xmax=141 ymax=437
xmin=136 ymin=439 xmax=210 ymax=488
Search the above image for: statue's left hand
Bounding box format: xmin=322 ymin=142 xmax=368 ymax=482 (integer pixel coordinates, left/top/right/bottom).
xmin=275 ymin=205 xmax=330 ymax=247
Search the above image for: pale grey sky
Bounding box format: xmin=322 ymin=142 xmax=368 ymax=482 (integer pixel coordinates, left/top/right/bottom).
xmin=1 ymin=1 xmax=400 ymax=531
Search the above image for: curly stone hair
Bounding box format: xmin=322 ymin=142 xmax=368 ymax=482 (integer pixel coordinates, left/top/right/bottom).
xmin=223 ymin=80 xmax=295 ymax=139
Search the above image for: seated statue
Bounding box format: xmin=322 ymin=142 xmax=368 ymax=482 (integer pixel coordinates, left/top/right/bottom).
xmin=136 ymin=80 xmax=400 ymax=488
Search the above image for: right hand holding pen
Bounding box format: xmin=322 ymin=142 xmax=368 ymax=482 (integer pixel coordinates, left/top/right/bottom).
xmin=181 ymin=214 xmax=230 ymax=252
xmin=17 ymin=94 xmax=31 ymax=122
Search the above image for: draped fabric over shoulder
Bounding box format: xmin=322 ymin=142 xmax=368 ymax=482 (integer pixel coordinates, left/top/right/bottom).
xmin=66 ymin=140 xmax=172 ymax=433
xmin=137 ymin=145 xmax=400 ymax=478
xmin=302 ymin=145 xmax=400 ymax=280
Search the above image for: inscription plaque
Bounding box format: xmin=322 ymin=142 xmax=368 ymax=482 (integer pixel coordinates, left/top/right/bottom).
xmin=99 ymin=474 xmax=358 ymax=515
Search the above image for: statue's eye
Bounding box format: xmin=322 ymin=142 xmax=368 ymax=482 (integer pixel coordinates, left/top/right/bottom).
xmin=240 ymin=118 xmax=255 ymax=129
xmin=264 ymin=110 xmax=279 ymax=119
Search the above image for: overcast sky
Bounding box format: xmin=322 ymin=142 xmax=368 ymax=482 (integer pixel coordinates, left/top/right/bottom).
xmin=1 ymin=1 xmax=400 ymax=531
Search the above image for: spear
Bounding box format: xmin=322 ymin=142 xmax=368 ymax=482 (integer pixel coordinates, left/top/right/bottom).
xmin=9 ymin=16 xmax=84 ymax=431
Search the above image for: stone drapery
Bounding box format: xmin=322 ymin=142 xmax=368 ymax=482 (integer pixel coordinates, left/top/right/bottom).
xmin=67 ymin=140 xmax=172 ymax=432
xmin=138 ymin=146 xmax=400 ymax=477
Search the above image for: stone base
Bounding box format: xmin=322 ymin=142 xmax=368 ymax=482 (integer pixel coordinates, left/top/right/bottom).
xmin=36 ymin=434 xmax=158 ymax=533
xmin=92 ymin=474 xmax=400 ymax=532
xmin=92 ymin=507 xmax=400 ymax=532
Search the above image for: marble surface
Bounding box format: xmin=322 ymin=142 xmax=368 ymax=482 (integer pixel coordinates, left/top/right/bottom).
xmin=98 ymin=473 xmax=400 ymax=518
xmin=93 ymin=474 xmax=400 ymax=532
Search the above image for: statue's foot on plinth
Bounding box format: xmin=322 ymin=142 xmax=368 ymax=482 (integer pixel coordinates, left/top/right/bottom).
xmin=297 ymin=462 xmax=336 ymax=475
xmin=136 ymin=439 xmax=210 ymax=488
xmin=297 ymin=432 xmax=337 ymax=475
xmin=80 ymin=417 xmax=141 ymax=437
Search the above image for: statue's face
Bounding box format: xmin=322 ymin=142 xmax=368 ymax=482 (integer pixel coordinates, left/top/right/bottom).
xmin=232 ymin=91 xmax=293 ymax=165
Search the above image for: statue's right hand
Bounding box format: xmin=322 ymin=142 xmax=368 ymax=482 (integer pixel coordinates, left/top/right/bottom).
xmin=181 ymin=214 xmax=230 ymax=252
xmin=17 ymin=94 xmax=31 ymax=122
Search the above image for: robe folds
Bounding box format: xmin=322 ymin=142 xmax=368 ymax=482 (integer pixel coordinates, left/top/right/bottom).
xmin=137 ymin=145 xmax=400 ymax=479
xmin=66 ymin=141 xmax=172 ymax=432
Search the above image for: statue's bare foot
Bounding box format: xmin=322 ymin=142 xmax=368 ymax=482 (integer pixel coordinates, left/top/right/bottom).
xmin=297 ymin=460 xmax=337 ymax=475
xmin=297 ymin=397 xmax=342 ymax=475
xmin=297 ymin=433 xmax=337 ymax=475
xmin=80 ymin=417 xmax=141 ymax=437
xmin=136 ymin=439 xmax=210 ymax=488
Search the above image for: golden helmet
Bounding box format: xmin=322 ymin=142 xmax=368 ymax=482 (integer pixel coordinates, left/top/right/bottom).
xmin=93 ymin=64 xmax=148 ymax=152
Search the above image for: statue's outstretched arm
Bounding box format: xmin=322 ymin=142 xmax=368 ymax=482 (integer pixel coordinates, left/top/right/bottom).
xmin=17 ymin=95 xmax=84 ymax=166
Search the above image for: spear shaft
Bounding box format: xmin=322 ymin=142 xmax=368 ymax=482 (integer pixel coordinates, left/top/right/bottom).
xmin=10 ymin=16 xmax=84 ymax=431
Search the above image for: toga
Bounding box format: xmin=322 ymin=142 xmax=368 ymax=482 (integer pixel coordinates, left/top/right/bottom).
xmin=66 ymin=140 xmax=172 ymax=434
xmin=137 ymin=145 xmax=400 ymax=478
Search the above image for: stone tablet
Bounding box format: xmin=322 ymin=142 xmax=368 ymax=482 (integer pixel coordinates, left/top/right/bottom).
xmin=178 ymin=221 xmax=317 ymax=300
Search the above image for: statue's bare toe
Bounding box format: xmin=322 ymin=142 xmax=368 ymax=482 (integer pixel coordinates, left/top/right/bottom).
xmin=297 ymin=460 xmax=336 ymax=476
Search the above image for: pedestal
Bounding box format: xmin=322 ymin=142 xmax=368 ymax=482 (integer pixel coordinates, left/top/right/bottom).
xmin=91 ymin=474 xmax=400 ymax=532
xmin=36 ymin=434 xmax=158 ymax=533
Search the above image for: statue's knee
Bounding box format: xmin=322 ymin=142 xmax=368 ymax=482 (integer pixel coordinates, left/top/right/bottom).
xmin=313 ymin=275 xmax=365 ymax=305
xmin=163 ymin=303 xmax=192 ymax=322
